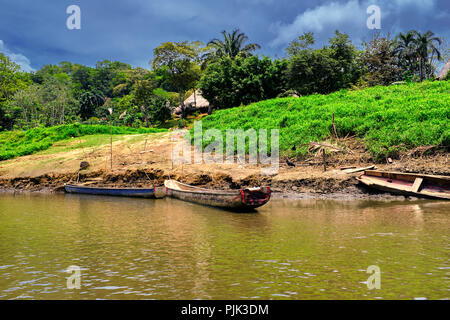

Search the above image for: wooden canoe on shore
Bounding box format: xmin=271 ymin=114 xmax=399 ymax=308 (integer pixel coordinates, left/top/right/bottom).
xmin=64 ymin=184 xmax=163 ymax=198
xmin=357 ymin=170 xmax=450 ymax=200
xmin=164 ymin=180 xmax=271 ymax=210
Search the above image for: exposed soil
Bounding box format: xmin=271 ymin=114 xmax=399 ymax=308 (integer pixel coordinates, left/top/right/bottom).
xmin=0 ymin=131 xmax=448 ymax=199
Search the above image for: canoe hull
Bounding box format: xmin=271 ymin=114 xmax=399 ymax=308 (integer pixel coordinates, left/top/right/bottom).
xmin=357 ymin=170 xmax=450 ymax=200
xmin=64 ymin=184 xmax=157 ymax=198
xmin=165 ymin=180 xmax=271 ymax=210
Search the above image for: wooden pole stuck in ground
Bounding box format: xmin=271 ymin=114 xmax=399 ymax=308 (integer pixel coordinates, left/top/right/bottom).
xmin=110 ymin=121 xmax=113 ymax=171
xmin=108 ymin=108 xmax=113 ymax=171
xmin=323 ymin=149 xmax=327 ymax=172
xmin=332 ymin=112 xmax=338 ymax=139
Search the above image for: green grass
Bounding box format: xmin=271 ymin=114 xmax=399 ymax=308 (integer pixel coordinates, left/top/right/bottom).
xmin=195 ymin=80 xmax=450 ymax=161
xmin=0 ymin=124 xmax=167 ymax=161
xmin=37 ymin=134 xmax=128 ymax=155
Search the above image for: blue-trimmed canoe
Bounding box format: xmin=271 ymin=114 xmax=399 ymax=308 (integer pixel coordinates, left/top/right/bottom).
xmin=64 ymin=184 xmax=160 ymax=198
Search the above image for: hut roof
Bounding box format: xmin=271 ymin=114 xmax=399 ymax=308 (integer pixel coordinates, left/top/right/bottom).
xmin=436 ymin=59 xmax=450 ymax=80
xmin=182 ymin=90 xmax=210 ymax=108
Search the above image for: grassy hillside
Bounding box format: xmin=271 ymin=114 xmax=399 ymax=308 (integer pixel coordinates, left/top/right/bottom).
xmin=197 ymin=80 xmax=450 ymax=160
xmin=0 ymin=124 xmax=167 ymax=161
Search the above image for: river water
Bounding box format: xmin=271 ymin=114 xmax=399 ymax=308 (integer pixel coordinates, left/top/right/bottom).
xmin=0 ymin=193 xmax=448 ymax=300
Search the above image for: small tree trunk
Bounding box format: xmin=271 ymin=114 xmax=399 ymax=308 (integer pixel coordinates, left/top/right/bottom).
xmin=110 ymin=118 xmax=113 ymax=171
xmin=141 ymin=105 xmax=149 ymax=127
xmin=429 ymin=52 xmax=435 ymax=78
xmin=22 ymin=108 xmax=29 ymax=129
xmin=51 ymin=107 xmax=55 ymax=126
xmin=208 ymin=104 xmax=213 ymax=115
xmin=179 ymin=91 xmax=185 ymax=119
xmin=193 ymin=89 xmax=197 ymax=108
xmin=61 ymin=103 xmax=65 ymax=125
xmin=419 ymin=58 xmax=424 ymax=81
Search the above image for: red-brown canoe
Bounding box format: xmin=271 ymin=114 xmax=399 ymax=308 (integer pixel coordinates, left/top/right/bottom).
xmin=164 ymin=180 xmax=271 ymax=210
xmin=357 ymin=170 xmax=450 ymax=200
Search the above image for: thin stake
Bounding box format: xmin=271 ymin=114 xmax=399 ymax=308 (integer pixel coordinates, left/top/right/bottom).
xmin=332 ymin=112 xmax=338 ymax=139
xmin=323 ymin=149 xmax=327 ymax=172
xmin=110 ymin=120 xmax=113 ymax=171
xmin=419 ymin=86 xmax=425 ymax=98
xmin=171 ymin=143 xmax=174 ymax=170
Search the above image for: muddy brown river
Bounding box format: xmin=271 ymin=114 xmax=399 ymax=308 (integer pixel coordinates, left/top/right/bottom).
xmin=0 ymin=193 xmax=448 ymax=300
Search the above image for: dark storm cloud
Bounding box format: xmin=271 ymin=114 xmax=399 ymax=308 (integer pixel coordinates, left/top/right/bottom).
xmin=0 ymin=0 xmax=448 ymax=71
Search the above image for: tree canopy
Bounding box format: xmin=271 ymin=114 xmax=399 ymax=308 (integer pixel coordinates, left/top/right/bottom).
xmin=207 ymin=29 xmax=261 ymax=60
xmin=0 ymin=28 xmax=446 ymax=132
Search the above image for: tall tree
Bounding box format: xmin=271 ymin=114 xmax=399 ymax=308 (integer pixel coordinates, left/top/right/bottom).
xmin=286 ymin=31 xmax=362 ymax=94
xmin=328 ymin=30 xmax=362 ymax=89
xmin=8 ymin=76 xmax=77 ymax=128
xmin=207 ymin=29 xmax=261 ymax=60
xmin=7 ymin=85 xmax=40 ymax=129
xmin=413 ymin=30 xmax=442 ymax=80
xmin=363 ymin=34 xmax=403 ymax=86
xmin=0 ymin=53 xmax=29 ymax=130
xmin=78 ymin=89 xmax=105 ymax=121
xmin=39 ymin=75 xmax=76 ymax=126
xmin=152 ymin=41 xmax=201 ymax=118
xmin=134 ymin=79 xmax=155 ymax=127
xmin=286 ymin=32 xmax=315 ymax=57
xmin=199 ymin=55 xmax=288 ymax=110
xmin=393 ymin=30 xmax=418 ymax=79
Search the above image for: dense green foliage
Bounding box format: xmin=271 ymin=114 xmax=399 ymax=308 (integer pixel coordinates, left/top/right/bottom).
xmin=286 ymin=31 xmax=363 ymax=95
xmin=152 ymin=41 xmax=205 ymax=118
xmin=0 ymin=124 xmax=166 ymax=160
xmin=362 ymin=35 xmax=403 ymax=86
xmin=0 ymin=28 xmax=447 ymax=145
xmin=0 ymin=56 xmax=177 ymax=131
xmin=206 ymin=29 xmax=261 ymax=60
xmin=199 ymin=29 xmax=446 ymax=110
xmin=0 ymin=54 xmax=31 ymax=130
xmin=196 ymin=81 xmax=450 ymax=161
xmin=198 ymin=55 xmax=288 ymax=109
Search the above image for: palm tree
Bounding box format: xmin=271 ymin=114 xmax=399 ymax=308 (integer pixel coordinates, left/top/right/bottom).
xmin=394 ymin=30 xmax=417 ymax=73
xmin=207 ymin=29 xmax=261 ymax=60
xmin=413 ymin=30 xmax=442 ymax=81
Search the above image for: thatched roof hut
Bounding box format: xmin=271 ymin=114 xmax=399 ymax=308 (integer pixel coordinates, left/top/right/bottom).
xmin=174 ymin=90 xmax=210 ymax=115
xmin=184 ymin=90 xmax=210 ymax=108
xmin=436 ymin=59 xmax=450 ymax=80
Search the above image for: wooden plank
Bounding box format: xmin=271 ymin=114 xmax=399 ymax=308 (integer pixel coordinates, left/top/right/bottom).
xmin=344 ymin=165 xmax=375 ymax=174
xmin=411 ymin=177 xmax=423 ymax=193
xmin=362 ymin=176 xmax=412 ymax=192
xmin=78 ymin=181 xmax=100 ymax=185
xmin=365 ymin=170 xmax=450 ymax=182
xmin=357 ymin=174 xmax=450 ymax=200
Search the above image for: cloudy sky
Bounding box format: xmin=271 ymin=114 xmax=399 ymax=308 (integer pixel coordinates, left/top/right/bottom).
xmin=1 ymin=0 xmax=449 ymax=72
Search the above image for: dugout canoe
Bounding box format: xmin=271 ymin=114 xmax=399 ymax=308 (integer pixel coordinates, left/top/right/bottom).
xmin=164 ymin=180 xmax=271 ymax=210
xmin=64 ymin=184 xmax=162 ymax=198
xmin=356 ymin=170 xmax=450 ymax=200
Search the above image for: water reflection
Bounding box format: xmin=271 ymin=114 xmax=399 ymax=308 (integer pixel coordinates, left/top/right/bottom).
xmin=0 ymin=194 xmax=448 ymax=299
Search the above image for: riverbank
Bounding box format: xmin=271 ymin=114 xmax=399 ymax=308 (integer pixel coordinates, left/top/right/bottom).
xmin=0 ymin=130 xmax=448 ymax=199
xmin=1 ymin=80 xmax=448 ymax=199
